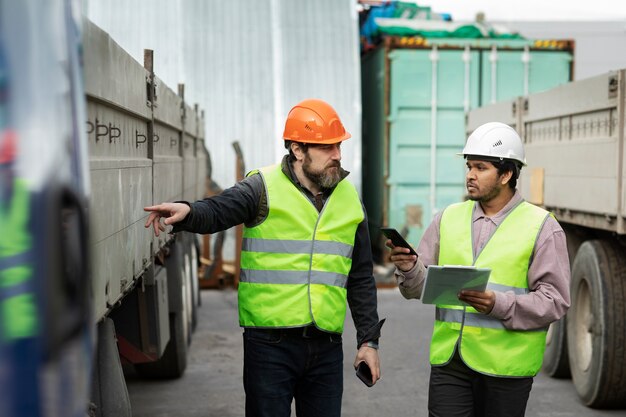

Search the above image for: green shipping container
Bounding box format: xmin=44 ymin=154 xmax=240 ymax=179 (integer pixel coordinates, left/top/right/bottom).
xmin=362 ymin=37 xmax=573 ymax=256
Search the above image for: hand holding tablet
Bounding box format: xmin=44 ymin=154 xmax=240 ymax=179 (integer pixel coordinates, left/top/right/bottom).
xmin=421 ymin=265 xmax=491 ymax=306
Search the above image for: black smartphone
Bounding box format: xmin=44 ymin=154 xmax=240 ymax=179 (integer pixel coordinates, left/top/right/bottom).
xmin=355 ymin=361 xmax=374 ymax=387
xmin=381 ymin=227 xmax=418 ymax=257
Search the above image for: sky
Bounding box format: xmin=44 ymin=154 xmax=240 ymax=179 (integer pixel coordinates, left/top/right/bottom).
xmin=417 ymin=0 xmax=626 ymax=21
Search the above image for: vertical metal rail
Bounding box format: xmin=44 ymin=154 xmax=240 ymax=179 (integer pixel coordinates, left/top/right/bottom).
xmin=616 ymin=70 xmax=625 ymax=233
xmin=178 ymin=83 xmax=186 ymax=199
xmin=429 ymin=45 xmax=439 ymax=220
xmin=522 ymin=45 xmax=531 ymax=97
xmin=270 ymin=0 xmax=285 ymax=163
xmin=383 ymin=41 xmax=391 ymax=228
xmin=144 ymin=50 xmax=155 ymax=161
xmin=144 ymin=49 xmax=156 ymax=268
xmin=463 ymin=45 xmax=471 ymax=113
xmin=490 ymin=45 xmax=498 ymax=104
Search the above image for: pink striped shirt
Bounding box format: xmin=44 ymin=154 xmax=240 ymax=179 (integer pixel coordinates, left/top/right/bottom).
xmin=395 ymin=191 xmax=571 ymax=330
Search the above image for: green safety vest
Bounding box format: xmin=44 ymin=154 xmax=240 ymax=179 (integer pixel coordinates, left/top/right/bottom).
xmin=432 ymin=200 xmax=550 ymax=377
xmin=0 ymin=178 xmax=37 ymax=341
xmin=238 ymin=164 xmax=364 ymax=333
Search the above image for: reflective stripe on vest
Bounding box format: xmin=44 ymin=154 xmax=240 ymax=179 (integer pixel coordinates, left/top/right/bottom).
xmin=238 ymin=164 xmax=363 ymax=333
xmin=432 ymin=200 xmax=550 ymax=377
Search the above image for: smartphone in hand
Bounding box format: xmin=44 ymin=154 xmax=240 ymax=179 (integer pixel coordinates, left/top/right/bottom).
xmin=355 ymin=361 xmax=374 ymax=387
xmin=381 ymin=227 xmax=418 ymax=257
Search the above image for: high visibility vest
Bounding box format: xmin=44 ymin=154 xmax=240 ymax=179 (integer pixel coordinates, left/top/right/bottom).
xmin=0 ymin=178 xmax=37 ymax=341
xmin=431 ymin=200 xmax=550 ymax=377
xmin=238 ymin=164 xmax=364 ymax=333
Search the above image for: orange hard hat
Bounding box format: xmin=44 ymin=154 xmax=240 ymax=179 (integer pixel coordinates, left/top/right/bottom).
xmin=0 ymin=130 xmax=17 ymax=164
xmin=282 ymin=99 xmax=351 ymax=144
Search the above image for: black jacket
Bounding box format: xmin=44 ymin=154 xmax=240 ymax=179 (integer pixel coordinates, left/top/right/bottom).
xmin=173 ymin=156 xmax=383 ymax=348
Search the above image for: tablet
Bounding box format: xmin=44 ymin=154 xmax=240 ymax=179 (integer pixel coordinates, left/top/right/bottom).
xmin=421 ymin=265 xmax=491 ymax=306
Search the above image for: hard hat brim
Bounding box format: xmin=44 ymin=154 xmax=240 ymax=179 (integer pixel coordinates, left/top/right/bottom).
xmin=458 ymin=152 xmax=527 ymax=166
xmin=284 ymin=132 xmax=351 ymax=144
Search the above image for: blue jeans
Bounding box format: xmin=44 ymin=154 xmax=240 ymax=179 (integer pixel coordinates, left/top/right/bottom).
xmin=243 ymin=327 xmax=344 ymax=417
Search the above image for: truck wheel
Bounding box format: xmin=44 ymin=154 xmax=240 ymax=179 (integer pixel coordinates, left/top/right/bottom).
xmin=567 ymin=240 xmax=626 ymax=408
xmin=543 ymin=317 xmax=570 ymax=378
xmin=90 ymin=319 xmax=132 ymax=417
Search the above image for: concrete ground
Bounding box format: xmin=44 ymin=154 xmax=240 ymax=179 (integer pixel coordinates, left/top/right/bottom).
xmin=127 ymin=289 xmax=626 ymax=417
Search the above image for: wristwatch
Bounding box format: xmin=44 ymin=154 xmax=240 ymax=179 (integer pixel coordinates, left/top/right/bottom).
xmin=361 ymin=340 xmax=379 ymax=350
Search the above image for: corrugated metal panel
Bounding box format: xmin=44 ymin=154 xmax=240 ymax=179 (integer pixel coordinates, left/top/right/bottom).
xmin=84 ymin=0 xmax=362 ymax=193
xmin=83 ymin=0 xmax=185 ymax=89
xmin=387 ymin=48 xmax=476 ymax=247
xmin=480 ymin=49 xmax=571 ymax=103
xmin=181 ymin=0 xmax=276 ymax=192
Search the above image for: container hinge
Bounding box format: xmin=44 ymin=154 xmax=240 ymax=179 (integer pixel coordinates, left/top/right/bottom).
xmin=609 ymin=74 xmax=619 ymax=99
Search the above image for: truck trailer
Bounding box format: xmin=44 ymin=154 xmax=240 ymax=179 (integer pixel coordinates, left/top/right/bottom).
xmin=467 ymin=70 xmax=626 ymax=408
xmin=84 ymin=17 xmax=207 ymax=417
xmin=0 ymin=2 xmax=206 ymax=416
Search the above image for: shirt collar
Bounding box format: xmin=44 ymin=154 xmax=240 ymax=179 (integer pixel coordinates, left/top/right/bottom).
xmin=472 ymin=190 xmax=524 ymax=226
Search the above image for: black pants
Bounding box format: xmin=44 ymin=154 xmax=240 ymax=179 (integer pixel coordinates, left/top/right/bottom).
xmin=428 ymin=350 xmax=533 ymax=417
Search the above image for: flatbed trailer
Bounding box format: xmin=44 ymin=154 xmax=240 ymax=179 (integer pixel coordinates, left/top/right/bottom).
xmin=467 ymin=70 xmax=626 ymax=408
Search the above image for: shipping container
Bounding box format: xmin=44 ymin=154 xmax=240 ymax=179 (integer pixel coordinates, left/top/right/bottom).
xmin=362 ymin=36 xmax=573 ymax=255
xmin=466 ymin=70 xmax=626 ymax=408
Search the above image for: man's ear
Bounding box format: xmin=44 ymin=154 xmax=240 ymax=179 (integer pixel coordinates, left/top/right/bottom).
xmin=291 ymin=142 xmax=305 ymax=161
xmin=500 ymin=169 xmax=513 ymax=186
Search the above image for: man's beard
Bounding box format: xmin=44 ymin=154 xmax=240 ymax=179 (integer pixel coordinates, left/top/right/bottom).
xmin=302 ymin=155 xmax=343 ymax=189
xmin=466 ymin=182 xmax=501 ymax=202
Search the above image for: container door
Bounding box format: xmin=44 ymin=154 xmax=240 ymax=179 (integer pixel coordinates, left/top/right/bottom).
xmin=481 ymin=49 xmax=526 ymax=104
xmin=387 ymin=48 xmax=479 ymax=247
xmin=481 ymin=49 xmax=572 ymax=104
xmin=529 ymin=51 xmax=572 ymax=93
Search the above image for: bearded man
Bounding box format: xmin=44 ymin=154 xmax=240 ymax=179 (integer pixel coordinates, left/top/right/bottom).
xmin=144 ymin=99 xmax=384 ymax=417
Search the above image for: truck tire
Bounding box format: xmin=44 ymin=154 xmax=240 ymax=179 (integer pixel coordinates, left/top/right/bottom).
xmin=90 ymin=319 xmax=132 ymax=417
xmin=567 ymin=240 xmax=626 ymax=408
xmin=543 ymin=317 xmax=571 ymax=378
xmin=193 ymin=236 xmax=202 ymax=307
xmin=183 ymin=250 xmax=194 ymax=344
xmin=189 ymin=239 xmax=200 ymax=330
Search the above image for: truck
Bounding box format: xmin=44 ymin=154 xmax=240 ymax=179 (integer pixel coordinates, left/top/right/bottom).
xmin=85 ymin=16 xmax=207 ymax=417
xmin=467 ymin=70 xmax=626 ymax=408
xmin=0 ymin=1 xmax=206 ymax=416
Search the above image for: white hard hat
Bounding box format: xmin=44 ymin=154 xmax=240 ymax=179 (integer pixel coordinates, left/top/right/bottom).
xmin=459 ymin=122 xmax=526 ymax=166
